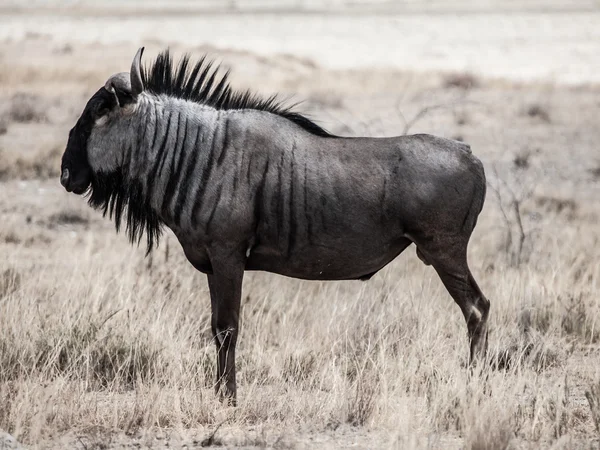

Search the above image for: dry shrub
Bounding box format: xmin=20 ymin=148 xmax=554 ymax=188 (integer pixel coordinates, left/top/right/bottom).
xmin=3 ymin=231 xmax=53 ymax=248
xmin=492 ymin=307 xmax=574 ymax=374
xmin=238 ymin=352 xmax=272 ymax=389
xmin=428 ymin=372 xmax=518 ymax=449
xmin=488 ymin=167 xmax=536 ymax=267
xmin=347 ymin=368 xmax=379 ymax=427
xmin=0 ymin=269 xmax=21 ymax=299
xmin=444 ymin=72 xmax=479 ymax=89
xmin=589 ymin=164 xmax=600 ymax=180
xmin=2 ymin=232 xmax=21 ymax=245
xmin=426 ymin=369 xmax=466 ymax=433
xmin=455 ymin=111 xmax=469 ymax=126
xmin=200 ymin=422 xmax=225 ymax=447
xmin=0 ymin=377 xmax=18 ymax=433
xmin=282 ymin=350 xmax=317 ymax=386
xmin=0 ymin=384 xmax=19 ymax=436
xmin=535 ymin=196 xmax=578 ymax=217
xmin=71 ymin=429 xmax=114 ymax=450
xmin=522 ymin=305 xmax=552 ymax=335
xmin=54 ymin=43 xmax=73 ymax=55
xmin=513 ymin=150 xmax=531 ymax=170
xmin=466 ymin=415 xmax=513 ymax=450
xmin=492 ymin=338 xmax=562 ymax=374
xmin=545 ymin=377 xmax=571 ymax=440
xmin=525 ymin=103 xmax=551 ymax=123
xmin=558 ymin=293 xmax=600 ymax=343
xmin=1 ymin=316 xmax=163 ymax=389
xmin=6 ymin=93 xmax=47 ymax=123
xmin=48 ymin=210 xmax=89 ymax=227
xmin=585 ymin=380 xmax=600 ymax=437
xmin=513 ymin=295 xmax=599 ymax=346
xmin=430 ymin=393 xmax=463 ymax=432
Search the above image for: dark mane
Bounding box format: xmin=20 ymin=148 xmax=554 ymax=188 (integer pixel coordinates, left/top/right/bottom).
xmin=141 ymin=49 xmax=335 ymax=138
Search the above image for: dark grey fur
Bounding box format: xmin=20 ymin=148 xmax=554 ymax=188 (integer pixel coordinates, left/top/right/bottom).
xmin=60 ymin=48 xmax=490 ymax=403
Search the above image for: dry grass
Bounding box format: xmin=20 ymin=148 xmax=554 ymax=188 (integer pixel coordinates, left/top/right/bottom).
xmin=1 ymin=190 xmax=598 ymax=448
xmin=586 ymin=380 xmax=600 ymax=438
xmin=0 ymin=93 xmax=64 ymax=181
xmin=0 ymin=143 xmax=62 ymax=180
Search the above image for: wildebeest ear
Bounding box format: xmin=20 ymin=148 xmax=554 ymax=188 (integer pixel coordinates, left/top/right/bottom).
xmin=104 ymin=72 xmax=135 ymax=107
xmin=130 ymin=47 xmax=144 ymax=98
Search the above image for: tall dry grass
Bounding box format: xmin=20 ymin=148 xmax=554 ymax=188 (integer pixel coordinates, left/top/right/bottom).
xmin=1 ymin=194 xmax=599 ymax=447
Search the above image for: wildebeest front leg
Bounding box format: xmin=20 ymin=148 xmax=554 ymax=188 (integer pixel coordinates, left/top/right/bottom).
xmin=207 ymin=259 xmax=244 ymax=404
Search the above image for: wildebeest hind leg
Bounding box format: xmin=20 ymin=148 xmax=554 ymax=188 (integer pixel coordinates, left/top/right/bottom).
xmin=419 ymin=239 xmax=490 ymax=365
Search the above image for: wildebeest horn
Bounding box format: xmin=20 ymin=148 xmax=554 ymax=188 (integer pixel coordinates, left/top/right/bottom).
xmin=130 ymin=47 xmax=144 ymax=97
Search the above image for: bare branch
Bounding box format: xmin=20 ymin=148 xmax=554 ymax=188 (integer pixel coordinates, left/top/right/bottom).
xmin=397 ymin=90 xmax=475 ymax=135
xmin=488 ymin=164 xmax=532 ymax=266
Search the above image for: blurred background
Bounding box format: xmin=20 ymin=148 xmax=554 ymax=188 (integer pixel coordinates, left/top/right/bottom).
xmin=2 ymin=0 xmax=600 ymax=83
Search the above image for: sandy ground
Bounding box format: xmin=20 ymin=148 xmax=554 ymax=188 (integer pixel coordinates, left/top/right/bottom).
xmin=1 ymin=3 xmax=600 ymax=449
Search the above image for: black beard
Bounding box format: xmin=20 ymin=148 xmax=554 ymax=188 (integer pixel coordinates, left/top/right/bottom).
xmin=87 ymin=170 xmax=163 ymax=254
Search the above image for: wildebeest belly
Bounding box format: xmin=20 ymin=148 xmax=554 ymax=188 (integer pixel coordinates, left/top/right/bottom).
xmin=245 ymin=230 xmax=413 ymax=281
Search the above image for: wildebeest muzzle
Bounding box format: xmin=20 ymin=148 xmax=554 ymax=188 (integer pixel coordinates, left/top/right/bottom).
xmin=60 ymin=129 xmax=92 ymax=195
xmin=60 ymin=165 xmax=91 ymax=195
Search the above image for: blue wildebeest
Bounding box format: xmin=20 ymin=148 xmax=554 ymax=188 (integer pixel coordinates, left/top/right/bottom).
xmin=60 ymin=48 xmax=489 ymax=403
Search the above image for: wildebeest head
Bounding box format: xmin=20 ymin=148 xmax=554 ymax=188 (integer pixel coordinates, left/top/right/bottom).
xmin=60 ymin=48 xmax=145 ymax=194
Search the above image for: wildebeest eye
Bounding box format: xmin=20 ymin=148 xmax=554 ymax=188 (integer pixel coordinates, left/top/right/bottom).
xmin=95 ymin=106 xmax=111 ymax=118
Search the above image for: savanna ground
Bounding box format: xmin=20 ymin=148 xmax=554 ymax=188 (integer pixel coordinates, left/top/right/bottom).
xmin=1 ymin=3 xmax=600 ymax=449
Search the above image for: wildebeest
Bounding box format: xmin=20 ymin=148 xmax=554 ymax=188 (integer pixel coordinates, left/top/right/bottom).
xmin=60 ymin=48 xmax=489 ymax=403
